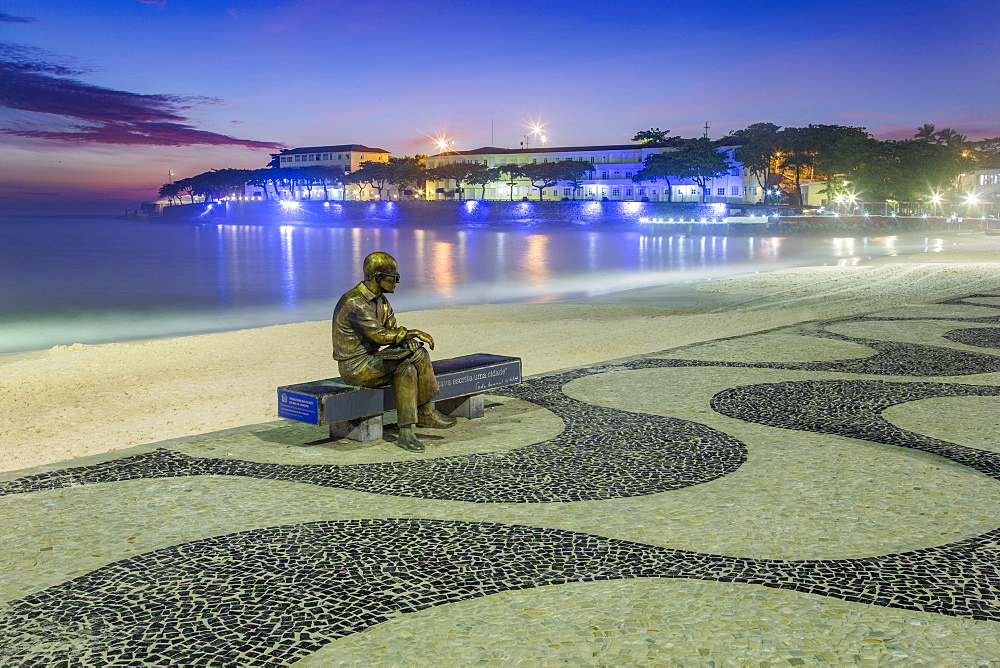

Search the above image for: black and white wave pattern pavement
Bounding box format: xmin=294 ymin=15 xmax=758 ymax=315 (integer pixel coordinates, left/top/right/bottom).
xmin=0 ymin=518 xmax=997 ymax=666
xmin=1 ymin=292 xmax=998 ymax=664
xmin=0 ymin=373 xmax=748 ymax=503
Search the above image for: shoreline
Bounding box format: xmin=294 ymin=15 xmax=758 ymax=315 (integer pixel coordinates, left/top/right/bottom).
xmin=2 ymin=242 xmax=999 ymax=474
xmin=1 ymin=228 xmax=995 ymax=360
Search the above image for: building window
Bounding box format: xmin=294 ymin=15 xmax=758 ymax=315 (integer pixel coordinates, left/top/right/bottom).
xmin=612 ymin=187 xmax=621 ymax=196
xmin=294 ymin=155 xmax=302 ymax=162
xmin=613 ymin=171 xmax=621 ymax=178
xmin=600 ymin=171 xmax=608 ymax=179
xmin=638 ymin=187 xmax=646 ymax=196
xmin=650 ymin=188 xmax=657 ymax=196
xmin=717 ymin=187 xmax=725 ymax=196
xmin=691 ymin=187 xmax=698 ymax=196
xmin=563 ymin=188 xmax=572 ymax=196
xmin=625 ymin=171 xmax=633 ymax=178
xmin=731 ymin=186 xmax=740 ymax=196
xmin=625 ymin=188 xmax=633 ymax=197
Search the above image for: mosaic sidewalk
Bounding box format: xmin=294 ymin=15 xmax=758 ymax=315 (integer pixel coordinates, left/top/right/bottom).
xmin=1 ymin=293 xmax=999 ymax=666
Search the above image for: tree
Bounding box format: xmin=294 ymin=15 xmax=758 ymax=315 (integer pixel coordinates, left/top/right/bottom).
xmin=914 ymin=124 xmax=937 ymax=142
xmin=664 ymin=138 xmax=734 ymax=203
xmin=633 ymin=151 xmax=683 ymax=202
xmin=342 ymin=169 xmax=373 ymax=200
xmin=183 ymin=169 xmax=256 ymax=202
xmin=499 ymin=165 xmax=524 ymax=201
xmin=268 ymin=166 xmax=303 ymax=200
xmin=566 ymin=177 xmax=586 ymax=199
xmin=631 ymin=128 xmax=680 ymax=146
xmin=158 ymin=181 xmax=183 ymax=205
xmin=465 ymin=165 xmax=504 ymax=199
xmin=517 ymin=162 xmax=564 ymax=201
xmin=353 ymin=160 xmax=394 ymax=199
xmin=516 ymin=160 xmax=594 ymax=201
xmin=386 ymin=157 xmax=425 ymax=199
xmin=173 ymin=177 xmax=196 ymax=203
xmin=842 ymin=138 xmax=972 ymax=203
xmin=426 ymin=161 xmax=484 ymax=199
xmin=312 ymin=165 xmax=345 ymax=199
xmin=774 ymin=124 xmax=868 ymax=205
xmin=558 ymin=160 xmax=595 ymax=198
xmin=936 ymin=128 xmax=968 ymax=148
xmin=246 ymin=168 xmax=278 ymax=200
xmin=726 ymin=122 xmax=781 ymax=203
xmin=295 ymin=165 xmax=326 ymax=199
xmin=968 ymin=137 xmax=1000 ymax=169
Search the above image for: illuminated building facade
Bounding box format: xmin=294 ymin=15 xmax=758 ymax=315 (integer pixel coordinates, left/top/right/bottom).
xmin=272 ymin=144 xmax=389 ymax=172
xmin=268 ymin=144 xmax=391 ymax=200
xmin=974 ymin=167 xmax=1000 ymax=195
xmin=423 ymin=144 xmax=754 ymax=203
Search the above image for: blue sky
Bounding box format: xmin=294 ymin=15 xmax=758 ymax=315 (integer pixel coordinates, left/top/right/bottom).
xmin=1 ymin=0 xmax=997 ymax=210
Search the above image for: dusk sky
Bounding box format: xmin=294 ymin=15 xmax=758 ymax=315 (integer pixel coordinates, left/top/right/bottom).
xmin=1 ymin=0 xmax=997 ymax=213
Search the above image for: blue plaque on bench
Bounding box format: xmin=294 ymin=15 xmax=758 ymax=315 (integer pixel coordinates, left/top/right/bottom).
xmin=277 ymin=390 xmax=320 ymax=424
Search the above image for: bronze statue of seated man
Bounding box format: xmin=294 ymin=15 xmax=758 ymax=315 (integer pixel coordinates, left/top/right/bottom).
xmin=332 ymin=251 xmax=456 ymax=452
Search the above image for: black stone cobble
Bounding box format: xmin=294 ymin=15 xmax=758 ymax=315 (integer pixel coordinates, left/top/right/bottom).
xmin=0 ymin=518 xmax=997 ymax=665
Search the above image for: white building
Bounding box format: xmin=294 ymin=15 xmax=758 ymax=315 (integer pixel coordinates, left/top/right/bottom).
xmin=273 ymin=144 xmax=390 ymax=172
xmin=423 ymin=144 xmax=753 ymax=203
xmin=973 ymin=167 xmax=999 ymax=194
xmin=266 ymin=144 xmax=391 ymax=200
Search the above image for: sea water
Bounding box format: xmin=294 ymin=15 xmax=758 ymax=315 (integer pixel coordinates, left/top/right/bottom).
xmin=0 ymin=213 xmax=958 ymax=355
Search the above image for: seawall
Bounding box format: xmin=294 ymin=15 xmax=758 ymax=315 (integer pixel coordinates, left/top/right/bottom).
xmin=160 ymin=199 xmax=732 ymax=226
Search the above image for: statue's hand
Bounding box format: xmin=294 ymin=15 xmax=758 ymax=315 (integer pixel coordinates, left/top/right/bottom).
xmin=407 ymin=329 xmax=434 ymax=350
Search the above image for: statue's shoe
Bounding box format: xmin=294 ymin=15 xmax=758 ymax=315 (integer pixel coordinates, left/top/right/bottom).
xmin=416 ymin=409 xmax=458 ymax=429
xmin=395 ymin=431 xmax=426 ymax=452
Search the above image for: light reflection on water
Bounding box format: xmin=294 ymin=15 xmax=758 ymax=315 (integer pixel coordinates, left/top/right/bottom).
xmin=0 ymin=216 xmax=959 ymax=354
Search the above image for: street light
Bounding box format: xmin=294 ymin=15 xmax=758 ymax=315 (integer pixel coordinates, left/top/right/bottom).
xmin=965 ymin=192 xmax=981 ymax=216
xmin=434 ymin=137 xmax=454 ymax=152
xmin=523 ymin=121 xmax=546 ymax=150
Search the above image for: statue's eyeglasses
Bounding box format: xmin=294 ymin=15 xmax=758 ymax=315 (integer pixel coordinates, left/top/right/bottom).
xmin=378 ymin=272 xmax=401 ymax=283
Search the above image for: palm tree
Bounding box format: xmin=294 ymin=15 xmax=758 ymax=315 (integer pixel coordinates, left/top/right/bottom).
xmin=914 ymin=124 xmax=937 ymax=142
xmin=936 ymin=128 xmax=968 ymax=147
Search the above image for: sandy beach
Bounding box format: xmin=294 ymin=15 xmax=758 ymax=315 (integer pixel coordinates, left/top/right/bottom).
xmin=2 ymin=235 xmax=998 ymax=473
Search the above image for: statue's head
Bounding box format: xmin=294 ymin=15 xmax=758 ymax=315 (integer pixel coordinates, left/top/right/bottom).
xmin=362 ymin=251 xmax=400 ymax=293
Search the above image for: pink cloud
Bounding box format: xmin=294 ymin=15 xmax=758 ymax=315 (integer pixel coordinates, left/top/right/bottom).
xmin=3 ymin=121 xmax=282 ymax=148
xmin=0 ymin=41 xmax=283 ymax=149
